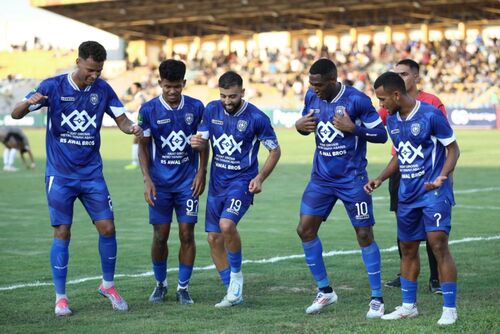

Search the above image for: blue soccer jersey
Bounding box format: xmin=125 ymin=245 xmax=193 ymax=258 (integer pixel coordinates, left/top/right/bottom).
xmin=198 ymin=100 xmax=279 ymax=195
xmin=387 ymin=100 xmax=456 ymax=207
xmin=25 ymin=73 xmax=125 ymax=179
xmin=139 ymin=94 xmax=204 ymax=190
xmin=303 ymin=84 xmax=383 ymax=184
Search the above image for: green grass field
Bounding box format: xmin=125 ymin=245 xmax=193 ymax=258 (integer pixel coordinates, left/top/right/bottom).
xmin=1 ymin=128 xmax=499 ymax=333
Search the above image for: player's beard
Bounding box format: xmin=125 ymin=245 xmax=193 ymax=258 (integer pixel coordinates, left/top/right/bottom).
xmin=224 ymin=99 xmax=242 ymax=114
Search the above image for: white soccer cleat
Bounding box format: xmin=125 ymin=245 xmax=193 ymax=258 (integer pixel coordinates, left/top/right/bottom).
xmin=381 ymin=304 xmax=418 ymax=320
xmin=437 ymin=307 xmax=457 ymax=325
xmin=54 ymin=297 xmax=72 ymax=317
xmin=366 ymin=299 xmax=385 ymax=319
xmin=214 ymin=294 xmax=243 ymax=308
xmin=305 ymin=290 xmax=338 ymax=314
xmin=227 ymin=271 xmax=244 ymax=303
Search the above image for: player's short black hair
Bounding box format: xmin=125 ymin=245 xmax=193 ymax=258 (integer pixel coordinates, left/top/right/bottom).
xmin=397 ymin=59 xmax=420 ymax=73
xmin=159 ymin=59 xmax=186 ymax=81
xmin=309 ymin=58 xmax=337 ymax=79
xmin=374 ymin=72 xmax=407 ymax=94
xmin=218 ymin=71 xmax=243 ymax=89
xmin=132 ymin=82 xmax=142 ymax=89
xmin=78 ymin=41 xmax=107 ymax=62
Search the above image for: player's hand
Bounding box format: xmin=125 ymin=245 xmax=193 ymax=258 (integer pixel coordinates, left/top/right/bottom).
xmin=424 ymin=176 xmax=447 ymax=191
xmin=130 ymin=124 xmax=143 ymax=138
xmin=26 ymin=92 xmax=48 ymax=106
xmin=295 ymin=110 xmax=317 ymax=134
xmin=249 ymin=175 xmax=263 ymax=194
xmin=191 ymin=169 xmax=206 ymax=197
xmin=190 ymin=134 xmax=207 ymax=151
xmin=364 ymin=178 xmax=382 ymax=194
xmin=144 ymin=178 xmax=157 ymax=206
xmin=333 ymin=113 xmax=355 ymax=133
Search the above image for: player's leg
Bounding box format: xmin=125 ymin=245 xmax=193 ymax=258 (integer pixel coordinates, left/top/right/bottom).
xmin=46 ymin=176 xmax=77 ymax=316
xmin=7 ymin=148 xmax=17 ymax=171
xmin=382 ymin=205 xmax=423 ymax=321
xmin=298 ymin=181 xmax=337 ymax=314
xmin=386 ymin=171 xmax=402 ymax=288
xmin=426 ymin=239 xmax=441 ymax=294
xmin=80 ymin=178 xmax=128 ymax=311
xmin=424 ymin=202 xmax=457 ymax=325
xmin=342 ymin=185 xmax=384 ymax=318
xmin=148 ymin=190 xmax=174 ymax=302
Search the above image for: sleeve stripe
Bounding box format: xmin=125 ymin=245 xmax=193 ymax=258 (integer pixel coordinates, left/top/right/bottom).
xmin=438 ymin=134 xmax=456 ymax=146
xmin=197 ymin=130 xmax=209 ymax=140
xmin=363 ymin=118 xmax=382 ymax=129
xmin=110 ymin=106 xmax=126 ymax=117
xmin=143 ymin=129 xmax=151 ymax=137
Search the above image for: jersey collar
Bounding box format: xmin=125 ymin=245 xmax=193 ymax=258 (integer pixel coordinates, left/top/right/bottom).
xmin=67 ymin=73 xmax=92 ymax=92
xmin=328 ymin=82 xmax=345 ymax=103
xmin=159 ymin=94 xmax=185 ymax=111
xmin=397 ymin=100 xmax=420 ymax=121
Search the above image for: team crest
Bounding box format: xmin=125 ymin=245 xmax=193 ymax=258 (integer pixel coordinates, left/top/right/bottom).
xmin=237 ymin=120 xmax=248 ymax=132
xmin=335 ymin=105 xmax=346 ymax=117
xmin=411 ymin=123 xmax=421 ymax=136
xmin=185 ymin=113 xmax=194 ymax=125
xmin=90 ymin=93 xmax=99 ymax=105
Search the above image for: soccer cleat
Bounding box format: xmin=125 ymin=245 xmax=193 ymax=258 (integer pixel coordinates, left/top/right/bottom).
xmin=214 ymin=294 xmax=243 ymax=308
xmin=98 ymin=284 xmax=129 ymax=311
xmin=124 ymin=163 xmax=138 ymax=170
xmin=366 ymin=299 xmax=385 ymax=319
xmin=305 ymin=290 xmax=338 ymax=314
xmin=437 ymin=307 xmax=457 ymax=325
xmin=54 ymin=298 xmax=72 ymax=317
xmin=3 ymin=166 xmax=18 ymax=172
xmin=176 ymin=288 xmax=194 ymax=305
xmin=429 ymin=279 xmax=442 ymax=294
xmin=381 ymin=304 xmax=418 ymax=320
xmin=384 ymin=274 xmax=401 ymax=288
xmin=149 ymin=283 xmax=167 ymax=303
xmin=227 ymin=271 xmax=243 ymax=303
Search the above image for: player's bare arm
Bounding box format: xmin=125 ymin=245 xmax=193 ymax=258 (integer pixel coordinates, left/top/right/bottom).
xmin=191 ymin=143 xmax=209 ymax=197
xmin=249 ymin=146 xmax=281 ymax=194
xmin=364 ymin=155 xmax=399 ymax=194
xmin=114 ymin=114 xmax=143 ymax=138
xmin=425 ymin=141 xmax=460 ymax=191
xmin=138 ymin=136 xmax=156 ymax=206
xmin=295 ymin=110 xmax=317 ymax=135
xmin=11 ymin=92 xmax=48 ymax=119
xmin=190 ymin=134 xmax=208 ymax=152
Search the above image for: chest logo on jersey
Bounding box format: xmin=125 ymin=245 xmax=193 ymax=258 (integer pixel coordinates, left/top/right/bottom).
xmin=160 ymin=131 xmax=191 ymax=151
xmin=316 ymin=121 xmax=344 ymax=143
xmin=212 ymin=119 xmax=224 ymax=125
xmin=398 ymin=141 xmax=424 ymax=164
xmin=157 ymin=119 xmax=171 ymax=124
xmin=237 ymin=120 xmax=248 ymax=132
xmin=213 ymin=134 xmax=242 ymax=156
xmin=60 ymin=96 xmax=75 ymax=102
xmin=411 ymin=123 xmax=421 ymax=136
xmin=185 ymin=113 xmax=194 ymax=125
xmin=90 ymin=93 xmax=99 ymax=105
xmin=61 ymin=109 xmax=96 ymax=132
xmin=335 ymin=106 xmax=346 ymax=117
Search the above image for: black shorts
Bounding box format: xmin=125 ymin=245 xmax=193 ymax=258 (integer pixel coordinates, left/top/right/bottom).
xmin=388 ymin=171 xmax=401 ymax=212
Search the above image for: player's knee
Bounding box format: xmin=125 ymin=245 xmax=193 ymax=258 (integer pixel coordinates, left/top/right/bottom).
xmin=97 ymin=223 xmax=115 ymax=236
xmin=53 ymin=225 xmax=71 ymax=240
xmin=179 ymin=229 xmax=195 ymax=246
xmin=355 ymin=228 xmax=373 ymax=246
xmin=207 ymin=232 xmax=222 ymax=247
xmin=153 ymin=231 xmax=168 ymax=244
xmin=429 ymin=241 xmax=449 ymax=258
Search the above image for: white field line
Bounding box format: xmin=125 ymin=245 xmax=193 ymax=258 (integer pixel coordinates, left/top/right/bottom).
xmin=1 ymin=234 xmax=499 ymax=292
xmin=372 ymin=186 xmax=500 ymax=202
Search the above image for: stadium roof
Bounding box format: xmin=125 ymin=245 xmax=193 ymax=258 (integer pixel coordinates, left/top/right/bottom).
xmin=33 ymin=0 xmax=500 ymax=40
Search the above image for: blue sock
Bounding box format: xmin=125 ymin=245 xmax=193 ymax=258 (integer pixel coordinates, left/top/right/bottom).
xmin=98 ymin=234 xmax=117 ymax=282
xmin=178 ymin=263 xmax=193 ymax=289
xmin=152 ymin=260 xmax=167 ymax=284
xmin=441 ymin=282 xmax=457 ymax=308
xmin=302 ymin=237 xmax=330 ymax=288
xmin=400 ymin=276 xmax=418 ymax=304
xmin=227 ymin=250 xmax=242 ymax=273
xmin=361 ymin=241 xmax=382 ymax=298
xmin=50 ymin=238 xmax=70 ymax=295
xmin=218 ymin=267 xmax=231 ymax=287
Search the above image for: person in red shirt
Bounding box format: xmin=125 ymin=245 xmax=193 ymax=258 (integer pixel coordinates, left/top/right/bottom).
xmin=379 ymin=59 xmax=448 ymax=294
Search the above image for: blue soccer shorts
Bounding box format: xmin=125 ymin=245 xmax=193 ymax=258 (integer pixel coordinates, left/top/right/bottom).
xmin=300 ymin=178 xmax=375 ymax=227
xmin=45 ymin=176 xmax=114 ymax=226
xmin=148 ymin=187 xmax=198 ymax=225
xmin=397 ymin=200 xmax=452 ymax=241
xmin=205 ymin=183 xmax=253 ymax=233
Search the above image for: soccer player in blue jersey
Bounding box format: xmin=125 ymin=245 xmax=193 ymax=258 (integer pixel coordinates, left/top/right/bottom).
xmin=294 ymin=58 xmax=388 ymax=317
xmin=191 ymin=71 xmax=281 ymax=307
xmin=366 ymin=72 xmax=459 ymax=325
xmin=138 ymin=59 xmax=208 ymax=304
xmin=11 ymin=41 xmax=142 ymax=316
